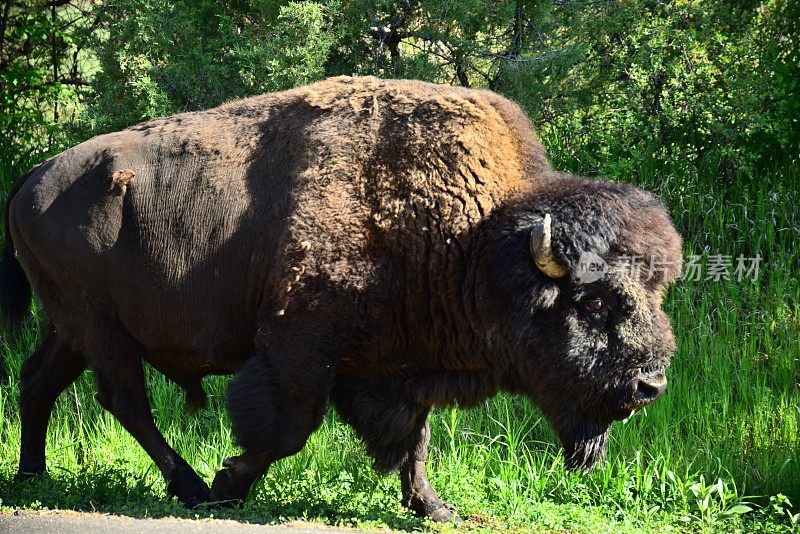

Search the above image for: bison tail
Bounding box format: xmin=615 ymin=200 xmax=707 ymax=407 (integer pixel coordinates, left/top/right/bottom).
xmin=0 ymin=184 xmax=32 ymax=331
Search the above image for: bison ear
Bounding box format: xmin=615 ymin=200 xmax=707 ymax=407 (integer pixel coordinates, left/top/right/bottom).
xmin=530 ymin=214 xmax=568 ymax=278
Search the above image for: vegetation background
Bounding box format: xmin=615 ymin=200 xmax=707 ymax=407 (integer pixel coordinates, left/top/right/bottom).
xmin=0 ymin=0 xmax=798 ymax=532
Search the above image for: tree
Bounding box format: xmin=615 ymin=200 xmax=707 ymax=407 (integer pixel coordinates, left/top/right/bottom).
xmin=83 ymin=0 xmax=336 ymax=131
xmin=0 ymin=0 xmax=95 ymax=166
xmin=2 ymin=0 xmax=796 ymax=178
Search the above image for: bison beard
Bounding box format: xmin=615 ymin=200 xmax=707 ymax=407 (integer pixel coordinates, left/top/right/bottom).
xmin=0 ymin=76 xmax=682 ymax=520
xmin=555 ymin=417 xmax=611 ymax=471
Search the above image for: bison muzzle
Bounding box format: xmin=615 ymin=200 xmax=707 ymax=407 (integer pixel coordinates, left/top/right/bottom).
xmin=0 ymin=76 xmax=682 ymax=520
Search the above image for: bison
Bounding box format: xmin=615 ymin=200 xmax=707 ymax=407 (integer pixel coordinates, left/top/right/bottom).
xmin=0 ymin=76 xmax=682 ymax=521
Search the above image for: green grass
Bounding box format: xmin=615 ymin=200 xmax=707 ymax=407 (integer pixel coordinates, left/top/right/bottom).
xmin=0 ymin=152 xmax=798 ymax=533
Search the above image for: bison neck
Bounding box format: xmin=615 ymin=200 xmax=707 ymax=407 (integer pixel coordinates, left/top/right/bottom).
xmin=385 ymin=220 xmax=511 ymax=378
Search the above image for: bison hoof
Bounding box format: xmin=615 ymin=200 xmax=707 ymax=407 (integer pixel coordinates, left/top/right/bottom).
xmin=166 ymin=466 xmax=210 ymax=508
xmin=209 ymin=468 xmax=249 ymax=505
xmin=406 ymin=497 xmax=462 ymax=523
xmin=14 ymin=468 xmax=45 ymax=483
xmin=427 ymin=502 xmax=462 ymax=524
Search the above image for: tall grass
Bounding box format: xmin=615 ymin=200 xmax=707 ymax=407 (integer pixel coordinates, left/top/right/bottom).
xmin=0 ymin=147 xmax=798 ymax=532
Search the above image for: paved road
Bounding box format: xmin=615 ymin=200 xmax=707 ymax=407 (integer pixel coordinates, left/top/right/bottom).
xmin=0 ymin=512 xmax=373 ymax=534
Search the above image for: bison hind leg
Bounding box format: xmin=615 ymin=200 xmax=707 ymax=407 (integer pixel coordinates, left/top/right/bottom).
xmin=83 ymin=313 xmax=210 ymax=508
xmin=18 ymin=332 xmax=87 ymax=477
xmin=184 ymin=384 xmax=207 ymax=413
xmin=154 ymin=366 xmax=208 ymax=413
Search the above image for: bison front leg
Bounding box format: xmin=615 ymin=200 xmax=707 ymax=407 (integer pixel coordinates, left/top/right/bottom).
xmin=401 ymin=414 xmax=461 ymax=523
xmin=87 ymin=317 xmax=209 ymax=507
xmin=208 ymin=449 xmax=273 ymax=504
xmin=210 ymin=339 xmax=335 ymax=503
xmin=330 ymin=379 xmax=460 ymax=522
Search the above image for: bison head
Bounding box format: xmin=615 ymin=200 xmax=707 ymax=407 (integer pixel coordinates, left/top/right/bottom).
xmin=482 ymin=177 xmax=682 ymax=471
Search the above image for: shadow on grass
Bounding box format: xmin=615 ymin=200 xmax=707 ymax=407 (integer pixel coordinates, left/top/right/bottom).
xmin=0 ymin=468 xmax=429 ymax=531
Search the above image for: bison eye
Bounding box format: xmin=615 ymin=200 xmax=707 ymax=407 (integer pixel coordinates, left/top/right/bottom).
xmin=584 ymin=297 xmax=605 ymax=314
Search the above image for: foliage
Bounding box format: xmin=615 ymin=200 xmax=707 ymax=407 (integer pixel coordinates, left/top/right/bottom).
xmin=83 ymin=0 xmax=336 ymax=131
xmin=0 ymin=0 xmax=94 ymax=168
xmin=508 ymin=0 xmax=800 ymax=177
xmin=1 ymin=0 xmax=799 ymax=531
xmin=5 ymin=1 xmax=796 ymax=176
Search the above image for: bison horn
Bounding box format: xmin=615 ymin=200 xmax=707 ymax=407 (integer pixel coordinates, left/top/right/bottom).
xmin=530 ymin=214 xmax=568 ymax=278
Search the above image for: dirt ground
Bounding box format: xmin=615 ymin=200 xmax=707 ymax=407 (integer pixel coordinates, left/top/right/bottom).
xmin=0 ymin=510 xmax=376 ymax=533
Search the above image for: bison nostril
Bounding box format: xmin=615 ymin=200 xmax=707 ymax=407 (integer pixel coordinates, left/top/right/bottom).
xmin=636 ymin=377 xmax=667 ymax=402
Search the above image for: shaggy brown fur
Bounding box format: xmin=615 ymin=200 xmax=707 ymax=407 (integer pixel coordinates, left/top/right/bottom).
xmin=1 ymin=76 xmax=682 ymax=519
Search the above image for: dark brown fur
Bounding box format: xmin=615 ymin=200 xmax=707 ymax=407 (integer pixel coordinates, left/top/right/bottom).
xmin=0 ymin=76 xmax=682 ymax=518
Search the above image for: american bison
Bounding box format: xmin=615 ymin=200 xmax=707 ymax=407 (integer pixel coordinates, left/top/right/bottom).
xmin=0 ymin=76 xmax=682 ymax=521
